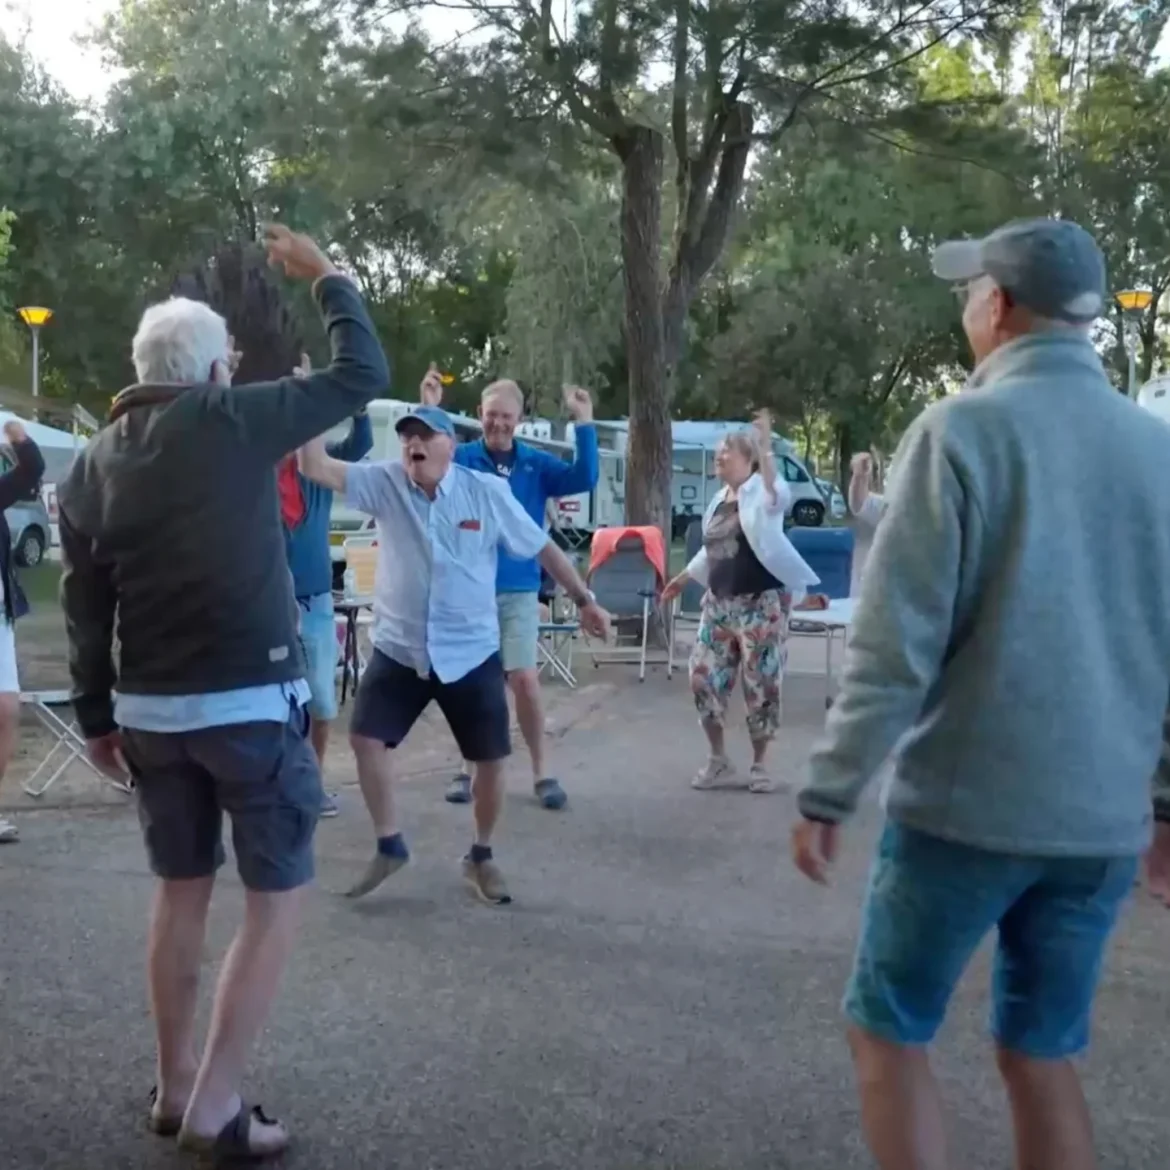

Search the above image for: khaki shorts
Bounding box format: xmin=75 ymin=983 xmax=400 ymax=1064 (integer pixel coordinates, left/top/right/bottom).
xmin=497 ymin=591 xmax=540 ymax=673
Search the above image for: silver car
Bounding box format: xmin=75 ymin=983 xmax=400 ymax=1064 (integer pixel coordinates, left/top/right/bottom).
xmin=5 ymin=496 xmax=51 ymax=567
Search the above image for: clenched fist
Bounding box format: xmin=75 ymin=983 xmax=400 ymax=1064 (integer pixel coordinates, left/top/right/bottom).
xmin=850 ymin=452 xmax=873 ymax=479
xmin=420 ymin=362 xmax=444 ymax=407
xmin=563 ymin=386 xmax=593 ymax=422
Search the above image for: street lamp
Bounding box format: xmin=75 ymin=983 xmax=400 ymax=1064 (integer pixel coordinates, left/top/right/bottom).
xmin=16 ymin=305 xmax=53 ymax=401
xmin=1116 ymin=289 xmax=1154 ymax=398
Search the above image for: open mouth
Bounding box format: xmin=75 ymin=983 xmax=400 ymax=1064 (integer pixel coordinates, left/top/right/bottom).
xmin=410 ymin=451 xmax=426 ymax=463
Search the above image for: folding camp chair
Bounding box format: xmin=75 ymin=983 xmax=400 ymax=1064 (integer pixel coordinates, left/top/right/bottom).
xmin=537 ymin=615 xmax=579 ymax=686
xmin=335 ymin=540 xmax=377 ymax=704
xmin=20 ymin=690 xmax=132 ymax=798
xmin=587 ymin=534 xmax=662 ymax=681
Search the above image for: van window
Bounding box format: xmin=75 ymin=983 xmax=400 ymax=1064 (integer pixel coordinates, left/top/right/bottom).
xmin=782 ymin=457 xmax=810 ymax=484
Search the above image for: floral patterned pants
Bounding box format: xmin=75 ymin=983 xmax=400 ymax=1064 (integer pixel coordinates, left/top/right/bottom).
xmin=688 ymin=589 xmax=791 ymax=742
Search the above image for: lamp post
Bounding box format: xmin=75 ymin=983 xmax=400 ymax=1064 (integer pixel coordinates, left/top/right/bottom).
xmin=16 ymin=305 xmax=53 ymax=402
xmin=1116 ymin=289 xmax=1154 ymax=398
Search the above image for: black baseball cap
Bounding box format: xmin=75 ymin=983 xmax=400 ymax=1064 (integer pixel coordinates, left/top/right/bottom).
xmin=931 ymin=218 xmax=1107 ymax=324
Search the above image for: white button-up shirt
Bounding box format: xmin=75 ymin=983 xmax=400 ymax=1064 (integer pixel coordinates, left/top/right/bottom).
xmin=345 ymin=461 xmax=549 ymax=682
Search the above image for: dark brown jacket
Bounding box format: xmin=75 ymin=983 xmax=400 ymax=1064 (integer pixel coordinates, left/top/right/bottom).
xmin=58 ymin=275 xmax=388 ymax=738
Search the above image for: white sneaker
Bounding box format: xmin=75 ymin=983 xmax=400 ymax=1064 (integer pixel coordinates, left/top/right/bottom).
xmin=0 ymin=817 xmax=19 ymax=843
xmin=691 ymin=756 xmax=739 ymax=790
xmin=748 ymin=764 xmax=784 ymax=794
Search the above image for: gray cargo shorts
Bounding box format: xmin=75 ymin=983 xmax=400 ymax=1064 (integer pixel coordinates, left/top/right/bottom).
xmin=122 ymin=705 xmax=322 ymax=892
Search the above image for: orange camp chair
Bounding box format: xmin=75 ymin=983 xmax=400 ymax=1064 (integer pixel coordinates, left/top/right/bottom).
xmin=586 ymin=526 xmax=668 ymax=681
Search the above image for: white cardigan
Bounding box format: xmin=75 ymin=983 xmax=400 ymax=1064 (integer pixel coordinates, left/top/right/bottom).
xmin=685 ymin=473 xmax=820 ymax=601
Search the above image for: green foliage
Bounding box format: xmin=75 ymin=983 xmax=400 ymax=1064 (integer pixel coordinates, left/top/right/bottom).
xmin=2 ymin=0 xmax=1170 ymax=474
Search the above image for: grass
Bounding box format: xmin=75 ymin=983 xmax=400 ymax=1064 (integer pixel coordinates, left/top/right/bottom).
xmin=19 ymin=560 xmax=62 ymax=610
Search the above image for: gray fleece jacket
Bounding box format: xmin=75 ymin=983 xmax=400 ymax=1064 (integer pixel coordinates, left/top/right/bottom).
xmin=800 ymin=332 xmax=1170 ymax=857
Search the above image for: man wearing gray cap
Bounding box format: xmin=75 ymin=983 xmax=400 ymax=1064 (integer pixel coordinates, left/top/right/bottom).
xmin=791 ymin=218 xmax=1170 ymax=1170
xmin=297 ymin=404 xmax=610 ymax=906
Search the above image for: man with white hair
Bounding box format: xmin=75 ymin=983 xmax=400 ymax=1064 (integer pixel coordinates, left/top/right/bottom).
xmin=791 ymin=217 xmax=1170 ymax=1170
xmin=57 ymin=225 xmax=389 ymax=1161
xmin=420 ymin=369 xmax=599 ymax=810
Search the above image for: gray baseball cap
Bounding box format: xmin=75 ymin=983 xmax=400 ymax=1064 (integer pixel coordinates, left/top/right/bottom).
xmin=931 ymin=218 xmax=1107 ymax=324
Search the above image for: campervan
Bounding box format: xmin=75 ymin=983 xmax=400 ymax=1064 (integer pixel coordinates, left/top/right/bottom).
xmin=325 ymin=399 xmax=619 ymax=554
xmin=574 ymin=419 xmax=830 ymax=535
xmin=1137 ymin=375 xmax=1170 ymax=427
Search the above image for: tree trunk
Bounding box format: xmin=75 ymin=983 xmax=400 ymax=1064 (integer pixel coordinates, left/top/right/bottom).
xmin=615 ymin=125 xmax=672 ymax=539
xmin=835 ymin=422 xmax=854 ymax=491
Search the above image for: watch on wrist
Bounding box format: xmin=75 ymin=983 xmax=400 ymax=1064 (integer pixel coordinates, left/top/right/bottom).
xmin=573 ymin=589 xmax=596 ymax=608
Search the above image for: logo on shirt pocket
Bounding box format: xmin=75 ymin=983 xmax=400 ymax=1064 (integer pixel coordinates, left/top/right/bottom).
xmin=458 ymin=519 xmax=481 ymax=531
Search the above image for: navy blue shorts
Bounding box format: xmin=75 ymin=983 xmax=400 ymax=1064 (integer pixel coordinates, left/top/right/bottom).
xmin=845 ymin=822 xmax=1138 ymax=1058
xmin=350 ymin=650 xmax=511 ymax=763
xmin=123 ymin=705 xmax=322 ymax=893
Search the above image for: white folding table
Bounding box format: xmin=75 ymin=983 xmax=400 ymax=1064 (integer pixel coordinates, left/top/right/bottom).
xmin=787 ymin=598 xmax=856 ymax=710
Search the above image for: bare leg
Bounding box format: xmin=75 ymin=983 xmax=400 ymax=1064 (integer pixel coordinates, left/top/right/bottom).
xmin=350 ymin=732 xmax=397 ymax=837
xmin=346 ymin=734 xmax=408 ymax=897
xmin=309 ymin=718 xmax=330 ymax=767
xmin=848 ymin=1026 xmax=950 ymax=1170
xmin=997 ymin=1048 xmax=1097 ymax=1170
xmin=0 ymin=693 xmax=19 ymax=841
xmin=508 ymin=669 xmax=546 ymax=780
xmin=0 ymin=692 xmax=19 ymax=779
xmin=471 ymin=759 xmax=504 ymax=846
xmin=149 ymin=875 xmax=215 ymax=1116
xmin=751 ymin=738 xmax=768 ymax=766
xmin=700 ymin=718 xmax=725 ymax=757
xmin=182 ymin=886 xmax=306 ymax=1148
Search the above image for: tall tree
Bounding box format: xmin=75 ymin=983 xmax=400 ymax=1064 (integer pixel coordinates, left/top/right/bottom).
xmin=354 ymin=0 xmax=1019 ymax=534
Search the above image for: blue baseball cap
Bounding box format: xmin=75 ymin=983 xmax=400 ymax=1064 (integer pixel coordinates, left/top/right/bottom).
xmin=395 ymin=405 xmax=455 ymax=437
xmin=931 ymin=218 xmax=1107 ymax=324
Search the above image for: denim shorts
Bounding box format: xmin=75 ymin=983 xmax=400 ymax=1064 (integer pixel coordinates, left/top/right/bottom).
xmin=845 ymin=821 xmax=1138 ymax=1058
xmin=297 ymin=592 xmax=339 ymax=721
xmin=122 ymin=705 xmax=322 ymax=893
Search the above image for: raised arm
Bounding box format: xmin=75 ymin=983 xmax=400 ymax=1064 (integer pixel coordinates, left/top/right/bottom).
xmin=217 ymin=226 xmax=389 ymax=461
xmin=59 ymin=503 xmax=118 ymax=739
xmin=752 ymin=409 xmax=791 ymax=513
xmin=0 ymin=423 xmax=45 ymax=511
xmin=326 ymin=411 xmax=374 ymax=463
xmin=539 ymin=388 xmax=600 ymax=497
xmin=297 ymin=434 xmax=348 ymax=494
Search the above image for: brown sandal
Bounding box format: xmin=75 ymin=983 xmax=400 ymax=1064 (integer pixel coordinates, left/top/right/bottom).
xmin=177 ymin=1101 xmax=289 ymax=1163
xmin=147 ymin=1085 xmax=183 ymax=1137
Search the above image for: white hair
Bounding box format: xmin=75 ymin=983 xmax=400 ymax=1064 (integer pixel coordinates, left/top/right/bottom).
xmin=132 ymin=297 xmax=230 ymax=385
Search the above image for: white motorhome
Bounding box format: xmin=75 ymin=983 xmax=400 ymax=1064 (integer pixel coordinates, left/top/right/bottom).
xmin=1137 ymin=375 xmax=1170 ymax=426
xmin=573 ymin=418 xmax=831 ymax=535
xmin=326 ymin=399 xmax=616 ymax=554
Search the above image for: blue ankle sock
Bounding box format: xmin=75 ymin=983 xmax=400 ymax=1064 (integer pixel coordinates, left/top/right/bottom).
xmin=469 ymin=843 xmax=493 ymax=865
xmin=377 ymin=833 xmax=409 ymax=860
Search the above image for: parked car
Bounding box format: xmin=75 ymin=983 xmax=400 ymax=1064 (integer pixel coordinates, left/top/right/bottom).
xmin=6 ymin=496 xmax=51 ymax=567
xmin=815 ymin=477 xmax=848 ymax=521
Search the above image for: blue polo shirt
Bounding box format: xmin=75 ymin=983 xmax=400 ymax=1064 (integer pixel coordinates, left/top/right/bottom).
xmin=453 ymin=426 xmax=599 ymax=594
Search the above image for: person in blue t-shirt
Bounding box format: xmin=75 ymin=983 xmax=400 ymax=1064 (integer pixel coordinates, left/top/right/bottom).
xmin=420 ymin=365 xmax=599 ymax=810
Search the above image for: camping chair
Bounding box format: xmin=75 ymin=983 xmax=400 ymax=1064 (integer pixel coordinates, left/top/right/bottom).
xmin=586 ymin=532 xmax=664 ymax=682
xmin=537 ymin=609 xmax=579 ymax=687
xmin=20 ymin=690 xmax=132 ymax=798
xmin=335 ymin=539 xmax=377 ymax=703
xmin=667 ymin=519 xmax=706 ymax=675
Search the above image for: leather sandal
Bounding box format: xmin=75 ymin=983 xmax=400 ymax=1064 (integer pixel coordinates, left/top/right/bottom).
xmin=147 ymin=1085 xmax=183 ymax=1137
xmin=177 ymin=1101 xmax=289 ymax=1164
